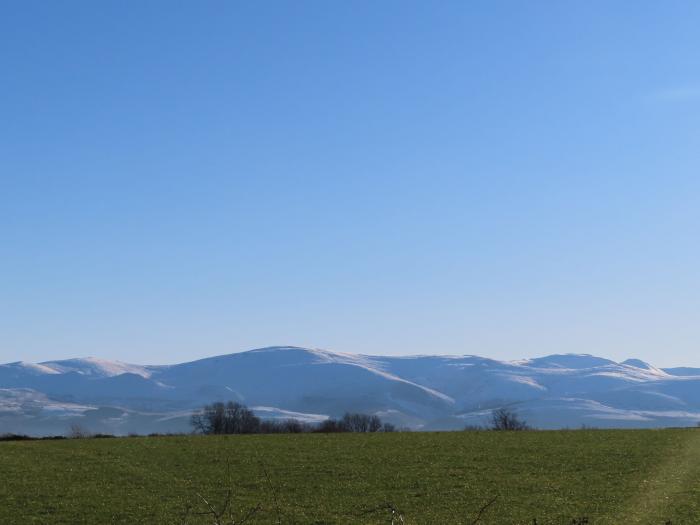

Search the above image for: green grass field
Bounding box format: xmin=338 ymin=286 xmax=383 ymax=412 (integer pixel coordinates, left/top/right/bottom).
xmin=2 ymin=429 xmax=700 ymax=524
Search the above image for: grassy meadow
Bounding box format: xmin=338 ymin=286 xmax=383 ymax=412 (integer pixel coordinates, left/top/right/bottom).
xmin=1 ymin=429 xmax=699 ymax=524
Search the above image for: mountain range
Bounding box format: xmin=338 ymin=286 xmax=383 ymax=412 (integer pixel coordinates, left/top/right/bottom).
xmin=2 ymin=346 xmax=700 ymax=435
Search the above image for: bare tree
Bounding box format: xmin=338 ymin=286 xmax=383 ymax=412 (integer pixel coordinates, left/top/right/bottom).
xmin=490 ymin=408 xmax=529 ymax=431
xmin=68 ymin=423 xmax=91 ymax=439
xmin=368 ymin=415 xmax=383 ymax=432
xmin=223 ymin=402 xmax=260 ymax=434
xmin=340 ymin=413 xmax=384 ymax=432
xmin=191 ymin=402 xmax=261 ymax=435
xmin=259 ymin=419 xmax=313 ymax=434
xmin=191 ymin=405 xmax=393 ymax=435
xmin=190 ymin=411 xmax=208 ymax=434
xmin=316 ymin=418 xmax=346 ymax=433
xmin=381 ymin=422 xmax=396 ymax=432
xmin=278 ymin=419 xmax=307 ymax=433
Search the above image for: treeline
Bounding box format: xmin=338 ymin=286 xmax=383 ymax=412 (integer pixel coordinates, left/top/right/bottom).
xmin=0 ymin=434 xmax=69 ymax=442
xmin=462 ymin=408 xmax=532 ymax=431
xmin=2 ymin=406 xmax=532 ymax=441
xmin=190 ymin=401 xmax=396 ymax=435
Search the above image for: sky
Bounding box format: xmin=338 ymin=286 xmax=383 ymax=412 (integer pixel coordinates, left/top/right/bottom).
xmin=2 ymin=2 xmax=699 ymax=367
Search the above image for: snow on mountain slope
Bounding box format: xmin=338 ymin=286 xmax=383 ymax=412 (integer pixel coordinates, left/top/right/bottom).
xmin=0 ymin=388 xmax=93 ymax=416
xmin=3 ymin=362 xmax=62 ymax=375
xmin=155 ymin=346 xmax=455 ymax=417
xmin=251 ymin=406 xmax=329 ymax=423
xmin=456 ymin=397 xmax=700 ymax=430
xmin=2 ymin=346 xmax=699 ymax=435
xmin=0 ymin=358 xmax=155 ymax=387
xmin=38 ymin=357 xmax=155 ymax=378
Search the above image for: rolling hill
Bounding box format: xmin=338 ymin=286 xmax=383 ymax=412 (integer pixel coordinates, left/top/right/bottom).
xmin=1 ymin=346 xmax=699 ymax=435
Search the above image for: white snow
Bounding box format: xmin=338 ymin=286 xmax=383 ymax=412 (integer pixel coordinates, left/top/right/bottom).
xmin=3 ymin=346 xmax=700 ymax=432
xmin=38 ymin=357 xmax=153 ymax=378
xmin=251 ymin=406 xmax=329 ymax=423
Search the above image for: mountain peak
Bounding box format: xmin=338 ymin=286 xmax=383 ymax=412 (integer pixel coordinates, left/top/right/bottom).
xmin=526 ymin=354 xmax=617 ymax=369
xmin=620 ymin=358 xmax=667 ymax=377
xmin=2 ymin=347 xmax=699 ymax=435
xmin=621 ymin=358 xmax=653 ymax=370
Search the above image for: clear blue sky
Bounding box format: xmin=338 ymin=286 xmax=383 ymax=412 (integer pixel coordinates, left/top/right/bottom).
xmin=2 ymin=2 xmax=699 ymax=366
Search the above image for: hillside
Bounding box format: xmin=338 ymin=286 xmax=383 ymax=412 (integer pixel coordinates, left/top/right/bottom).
xmin=2 ymin=346 xmax=700 ymax=435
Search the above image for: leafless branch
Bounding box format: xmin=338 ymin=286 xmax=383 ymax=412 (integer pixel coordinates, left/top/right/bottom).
xmin=262 ymin=465 xmax=282 ymax=525
xmin=471 ymin=496 xmax=498 ymax=524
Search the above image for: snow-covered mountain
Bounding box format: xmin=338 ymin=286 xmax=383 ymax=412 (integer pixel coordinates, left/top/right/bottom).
xmin=1 ymin=346 xmax=699 ymax=435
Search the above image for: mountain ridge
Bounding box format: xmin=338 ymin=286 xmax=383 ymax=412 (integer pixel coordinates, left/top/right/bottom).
xmin=1 ymin=346 xmax=699 ymax=435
